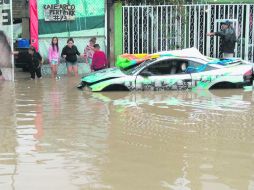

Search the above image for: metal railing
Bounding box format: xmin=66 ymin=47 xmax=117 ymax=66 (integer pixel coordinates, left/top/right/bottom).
xmin=123 ymin=4 xmax=254 ymax=62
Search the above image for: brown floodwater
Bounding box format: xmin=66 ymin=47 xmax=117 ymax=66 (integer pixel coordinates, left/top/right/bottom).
xmin=0 ymin=71 xmax=254 ymax=190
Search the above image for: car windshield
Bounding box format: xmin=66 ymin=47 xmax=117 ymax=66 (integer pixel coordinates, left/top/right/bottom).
xmin=121 ymin=59 xmax=156 ymax=75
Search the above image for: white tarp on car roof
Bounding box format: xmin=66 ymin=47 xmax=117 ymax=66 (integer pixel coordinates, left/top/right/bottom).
xmin=155 ymin=47 xmax=211 ymax=62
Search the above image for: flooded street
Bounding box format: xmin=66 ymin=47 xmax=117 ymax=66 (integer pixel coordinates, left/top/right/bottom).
xmin=1 ymin=71 xmax=254 ymax=190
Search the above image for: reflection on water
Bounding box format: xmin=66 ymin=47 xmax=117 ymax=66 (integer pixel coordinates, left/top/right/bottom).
xmin=0 ymin=75 xmax=254 ymax=190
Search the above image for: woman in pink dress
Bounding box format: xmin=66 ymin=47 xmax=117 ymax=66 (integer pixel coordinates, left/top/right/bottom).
xmin=48 ymin=37 xmax=60 ymax=79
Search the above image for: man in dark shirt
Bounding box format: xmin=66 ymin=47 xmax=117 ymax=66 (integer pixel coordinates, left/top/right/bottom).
xmin=207 ymin=20 xmax=237 ymax=58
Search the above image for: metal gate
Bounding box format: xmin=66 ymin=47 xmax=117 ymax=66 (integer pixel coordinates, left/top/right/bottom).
xmin=123 ymin=4 xmax=254 ymax=61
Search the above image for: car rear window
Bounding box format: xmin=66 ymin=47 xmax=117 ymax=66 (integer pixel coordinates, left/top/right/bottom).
xmin=208 ymin=59 xmax=242 ymax=66
xmin=188 ymin=61 xmax=216 ymax=72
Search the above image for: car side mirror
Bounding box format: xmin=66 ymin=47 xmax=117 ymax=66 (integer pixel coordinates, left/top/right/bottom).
xmin=140 ymin=70 xmax=152 ymax=77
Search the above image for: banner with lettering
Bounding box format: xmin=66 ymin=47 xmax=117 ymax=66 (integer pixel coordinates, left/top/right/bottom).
xmin=44 ymin=4 xmax=76 ymax=21
xmin=38 ymin=0 xmax=105 ymax=38
xmin=0 ymin=0 xmax=14 ymax=81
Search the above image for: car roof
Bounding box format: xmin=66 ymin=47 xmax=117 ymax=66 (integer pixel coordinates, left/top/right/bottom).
xmin=154 ymin=47 xmax=211 ymax=61
xmin=155 ymin=55 xmax=208 ymax=63
xmin=152 ymin=54 xmax=243 ymax=69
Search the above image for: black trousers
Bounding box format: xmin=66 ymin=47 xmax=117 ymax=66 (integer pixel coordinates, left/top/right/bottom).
xmin=30 ymin=67 xmax=42 ymax=79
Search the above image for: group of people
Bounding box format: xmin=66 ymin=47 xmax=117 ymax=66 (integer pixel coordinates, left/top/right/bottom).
xmin=1 ymin=20 xmax=237 ymax=81
xmin=14 ymin=36 xmax=108 ymax=80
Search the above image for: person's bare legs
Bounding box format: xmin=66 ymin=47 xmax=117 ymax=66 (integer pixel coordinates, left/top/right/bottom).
xmin=67 ymin=66 xmax=73 ymax=77
xmin=54 ymin=64 xmax=58 ymax=78
xmin=51 ymin=66 xmax=54 ymax=78
xmin=51 ymin=65 xmax=57 ymax=78
xmin=73 ymin=65 xmax=78 ymax=77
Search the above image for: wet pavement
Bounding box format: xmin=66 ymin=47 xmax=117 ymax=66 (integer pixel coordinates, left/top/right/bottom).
xmin=0 ymin=69 xmax=254 ymax=190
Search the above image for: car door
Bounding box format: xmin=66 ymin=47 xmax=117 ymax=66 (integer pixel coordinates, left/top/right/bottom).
xmin=187 ymin=60 xmax=234 ymax=89
xmin=135 ymin=59 xmax=192 ymax=90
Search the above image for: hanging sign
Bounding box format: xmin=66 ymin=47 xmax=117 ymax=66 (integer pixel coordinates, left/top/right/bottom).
xmin=43 ymin=4 xmax=75 ymax=21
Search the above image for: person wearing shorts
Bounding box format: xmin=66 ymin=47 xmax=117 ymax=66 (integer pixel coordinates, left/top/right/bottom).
xmin=61 ymin=38 xmax=81 ymax=77
xmin=48 ymin=37 xmax=60 ymax=79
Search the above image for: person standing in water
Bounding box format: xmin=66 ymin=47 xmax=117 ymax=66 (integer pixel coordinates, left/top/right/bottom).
xmin=28 ymin=46 xmax=43 ymax=80
xmin=91 ymin=44 xmax=108 ymax=71
xmin=48 ymin=37 xmax=60 ymax=79
xmin=84 ymin=37 xmax=96 ymax=66
xmin=61 ymin=38 xmax=81 ymax=77
xmin=14 ymin=46 xmax=43 ymax=80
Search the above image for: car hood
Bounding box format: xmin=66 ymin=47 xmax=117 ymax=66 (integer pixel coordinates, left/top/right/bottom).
xmin=81 ymin=67 xmax=127 ymax=83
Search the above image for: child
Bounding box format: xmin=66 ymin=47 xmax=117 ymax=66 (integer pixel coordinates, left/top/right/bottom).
xmin=48 ymin=37 xmax=60 ymax=79
xmin=28 ymin=46 xmax=43 ymax=79
xmin=91 ymin=44 xmax=107 ymax=71
xmin=13 ymin=46 xmax=43 ymax=80
xmin=84 ymin=37 xmax=96 ymax=65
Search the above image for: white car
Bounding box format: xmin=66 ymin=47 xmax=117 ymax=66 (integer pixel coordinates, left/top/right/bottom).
xmin=78 ymin=48 xmax=253 ymax=91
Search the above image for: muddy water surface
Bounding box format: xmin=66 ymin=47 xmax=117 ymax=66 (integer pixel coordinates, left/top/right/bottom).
xmin=0 ymin=73 xmax=254 ymax=190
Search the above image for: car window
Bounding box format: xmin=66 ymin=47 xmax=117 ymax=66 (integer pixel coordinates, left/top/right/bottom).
xmin=121 ymin=59 xmax=155 ymax=75
xmin=145 ymin=60 xmax=172 ymax=75
xmin=187 ymin=61 xmax=215 ymax=73
xmin=214 ymin=58 xmax=242 ymax=65
xmin=140 ymin=60 xmax=188 ymax=76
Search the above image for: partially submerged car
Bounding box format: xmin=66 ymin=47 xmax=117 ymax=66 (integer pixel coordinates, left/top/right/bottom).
xmin=77 ymin=48 xmax=253 ymax=92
